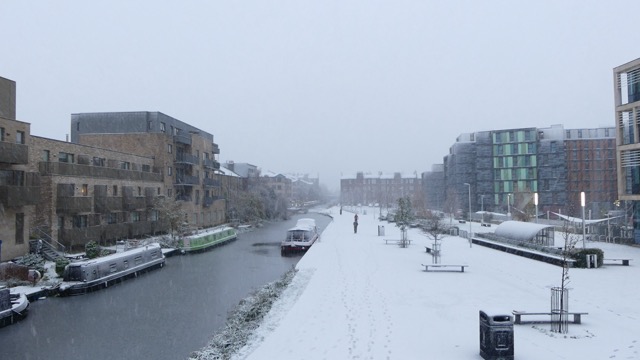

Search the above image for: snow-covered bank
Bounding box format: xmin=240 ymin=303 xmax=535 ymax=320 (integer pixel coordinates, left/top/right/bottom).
xmin=200 ymin=205 xmax=640 ymax=360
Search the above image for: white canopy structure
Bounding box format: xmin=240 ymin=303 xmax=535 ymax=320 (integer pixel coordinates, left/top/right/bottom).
xmin=494 ymin=220 xmax=555 ymax=245
xmin=552 ymin=212 xmax=623 ymax=225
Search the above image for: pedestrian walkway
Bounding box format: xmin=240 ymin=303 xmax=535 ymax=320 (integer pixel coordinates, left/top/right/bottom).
xmin=232 ymin=206 xmax=640 ymax=360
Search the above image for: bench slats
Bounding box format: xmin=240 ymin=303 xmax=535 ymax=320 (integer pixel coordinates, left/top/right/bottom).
xmin=422 ymin=264 xmax=468 ymax=272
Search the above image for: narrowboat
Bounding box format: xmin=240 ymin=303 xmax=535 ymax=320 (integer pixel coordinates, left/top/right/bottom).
xmin=281 ymin=218 xmax=319 ymax=256
xmin=178 ymin=226 xmax=237 ymax=254
xmin=0 ymin=288 xmax=29 ymax=328
xmin=58 ymin=243 xmax=165 ymax=296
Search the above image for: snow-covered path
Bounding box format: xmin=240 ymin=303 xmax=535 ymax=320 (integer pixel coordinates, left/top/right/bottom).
xmin=232 ymin=206 xmax=640 ymax=360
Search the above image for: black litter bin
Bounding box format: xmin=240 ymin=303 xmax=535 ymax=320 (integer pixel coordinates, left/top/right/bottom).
xmin=479 ymin=310 xmax=514 ymax=360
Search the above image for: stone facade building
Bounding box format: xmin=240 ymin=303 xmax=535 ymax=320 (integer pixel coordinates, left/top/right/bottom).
xmin=0 ymin=77 xmax=40 ymax=261
xmin=340 ymin=172 xmax=423 ymax=209
xmin=71 ymin=112 xmax=226 ymax=231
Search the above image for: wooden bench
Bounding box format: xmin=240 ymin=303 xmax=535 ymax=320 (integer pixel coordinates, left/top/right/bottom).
xmin=512 ymin=310 xmax=588 ymax=324
xmin=604 ymin=258 xmax=632 ymax=266
xmin=385 ymin=239 xmax=412 ymax=245
xmin=422 ymin=264 xmax=468 ymax=272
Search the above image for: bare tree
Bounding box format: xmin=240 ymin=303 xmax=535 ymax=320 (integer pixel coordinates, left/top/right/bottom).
xmin=420 ymin=210 xmax=449 ymax=263
xmin=551 ymin=217 xmax=580 ymax=334
xmin=154 ymin=196 xmax=186 ymax=244
xmin=443 ymin=187 xmax=459 ymax=226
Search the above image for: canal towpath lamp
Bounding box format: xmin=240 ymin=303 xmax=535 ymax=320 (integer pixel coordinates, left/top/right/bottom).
xmin=464 ymin=183 xmax=472 ymax=247
xmin=581 ymin=191 xmax=586 ymax=249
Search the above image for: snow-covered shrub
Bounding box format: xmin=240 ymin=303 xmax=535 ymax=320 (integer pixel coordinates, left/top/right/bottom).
xmin=189 ymin=268 xmax=297 ymax=360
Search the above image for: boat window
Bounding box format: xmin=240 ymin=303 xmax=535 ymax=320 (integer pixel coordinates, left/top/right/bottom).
xmin=151 ymin=251 xmax=158 ymax=258
xmin=123 ymin=260 xmax=129 ymax=269
xmin=135 ymin=256 xmax=143 ymax=265
xmin=110 ymin=264 xmax=117 ymax=273
xmin=66 ymin=266 xmax=84 ymax=281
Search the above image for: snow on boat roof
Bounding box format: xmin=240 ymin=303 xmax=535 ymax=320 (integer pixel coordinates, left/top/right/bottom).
xmin=494 ymin=221 xmax=554 ymax=242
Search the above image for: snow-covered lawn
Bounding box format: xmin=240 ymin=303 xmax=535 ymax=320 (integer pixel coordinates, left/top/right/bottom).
xmin=226 ymin=206 xmax=640 ymax=360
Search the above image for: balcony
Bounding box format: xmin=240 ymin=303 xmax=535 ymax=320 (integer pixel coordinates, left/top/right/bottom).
xmin=176 ymin=194 xmax=192 ymax=202
xmin=39 ymin=162 xmax=162 ymax=182
xmin=94 ymin=196 xmax=124 ymax=213
xmin=202 ymin=178 xmax=221 ymax=187
xmin=59 ymin=221 xmax=169 ymax=250
xmin=202 ymin=196 xmax=222 ymax=208
xmin=0 ymin=142 xmax=28 ymax=164
xmin=123 ymin=197 xmax=147 ymax=211
xmin=56 ymin=196 xmax=93 ymax=214
xmin=212 ymin=143 xmax=220 ymax=154
xmin=0 ymin=186 xmax=40 ymax=207
xmin=175 ymin=153 xmax=199 ymax=165
xmin=175 ymin=175 xmax=199 ymax=186
xmin=202 ymin=158 xmax=221 ymax=170
xmin=173 ymin=134 xmax=192 ymax=145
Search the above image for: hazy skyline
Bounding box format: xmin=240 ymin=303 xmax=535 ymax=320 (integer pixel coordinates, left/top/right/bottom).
xmin=2 ymin=1 xmax=639 ymax=191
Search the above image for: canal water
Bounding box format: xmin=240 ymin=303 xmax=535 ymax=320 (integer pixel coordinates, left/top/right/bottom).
xmin=0 ymin=213 xmax=333 ymax=360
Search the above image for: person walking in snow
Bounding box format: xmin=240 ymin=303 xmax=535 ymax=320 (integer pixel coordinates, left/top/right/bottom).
xmin=353 ymin=214 xmax=359 ymax=234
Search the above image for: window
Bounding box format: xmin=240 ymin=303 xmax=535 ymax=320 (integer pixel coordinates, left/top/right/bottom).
xmin=16 ymin=131 xmax=25 ymax=144
xmin=0 ymin=127 xmax=4 ymax=141
xmin=113 ymin=185 xmax=118 ymax=196
xmin=160 ymin=122 xmax=166 ymax=132
xmin=81 ymin=184 xmax=88 ymax=196
xmin=93 ymin=157 xmax=105 ymax=167
xmin=137 ymin=187 xmax=142 ymax=196
xmin=107 ymin=213 xmax=117 ymax=224
xmin=147 ymin=120 xmax=153 ymax=131
xmin=150 ymin=210 xmax=158 ymax=221
xmin=142 ymin=164 xmax=151 ymax=172
xmin=42 ymin=150 xmax=50 ymax=162
xmin=72 ymin=215 xmax=88 ymax=228
xmin=167 ymin=188 xmax=173 ymax=197
xmin=131 ymin=212 xmax=140 ymax=222
xmin=15 ymin=213 xmax=24 ymax=244
xmin=58 ymin=152 xmax=74 ymax=163
xmin=121 ymin=161 xmax=130 ymax=170
xmin=167 ymin=144 xmax=173 ymax=154
xmin=168 ymin=166 xmax=173 ymax=176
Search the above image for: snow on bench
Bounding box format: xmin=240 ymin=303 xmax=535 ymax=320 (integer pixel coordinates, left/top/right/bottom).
xmin=384 ymin=239 xmax=412 ymax=245
xmin=512 ymin=310 xmax=588 ymax=324
xmin=421 ymin=264 xmax=468 ymax=272
xmin=603 ymin=258 xmax=632 ymax=266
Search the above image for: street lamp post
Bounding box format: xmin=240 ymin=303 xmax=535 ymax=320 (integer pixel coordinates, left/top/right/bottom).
xmin=464 ymin=183 xmax=472 ymax=247
xmin=480 ymin=195 xmax=485 ymax=225
xmin=507 ymin=193 xmax=512 ymax=220
xmin=581 ymin=191 xmax=586 ymax=249
xmin=534 ymin=192 xmax=538 ymax=223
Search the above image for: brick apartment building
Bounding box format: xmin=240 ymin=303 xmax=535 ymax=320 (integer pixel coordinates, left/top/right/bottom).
xmin=1 ymin=77 xmax=234 ymax=261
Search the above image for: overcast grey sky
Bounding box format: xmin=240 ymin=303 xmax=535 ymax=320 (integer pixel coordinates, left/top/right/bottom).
xmin=1 ymin=1 xmax=639 ymax=191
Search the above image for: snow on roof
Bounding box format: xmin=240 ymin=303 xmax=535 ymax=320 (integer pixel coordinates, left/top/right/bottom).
xmin=217 ymin=166 xmax=240 ymax=177
xmin=494 ymin=220 xmax=554 ymax=242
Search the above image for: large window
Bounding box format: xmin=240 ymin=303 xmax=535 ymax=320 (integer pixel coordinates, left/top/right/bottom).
xmin=58 ymin=152 xmax=74 ymax=163
xmin=15 ymin=130 xmax=25 ymax=144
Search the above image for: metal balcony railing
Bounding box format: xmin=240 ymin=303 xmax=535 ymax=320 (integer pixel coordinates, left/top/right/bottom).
xmin=0 ymin=142 xmax=28 ymax=164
